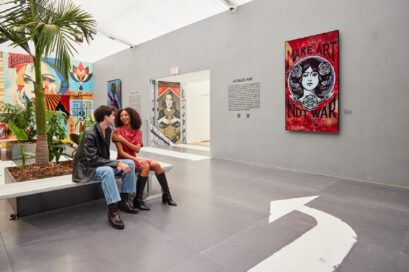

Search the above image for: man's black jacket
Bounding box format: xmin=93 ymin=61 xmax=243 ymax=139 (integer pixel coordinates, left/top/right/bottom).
xmin=72 ymin=123 xmax=118 ymax=183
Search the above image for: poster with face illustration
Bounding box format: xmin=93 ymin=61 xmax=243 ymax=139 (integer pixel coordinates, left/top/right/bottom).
xmin=0 ymin=51 xmax=94 ymax=134
xmin=157 ymin=81 xmax=181 ymax=144
xmin=285 ymin=30 xmax=339 ymax=133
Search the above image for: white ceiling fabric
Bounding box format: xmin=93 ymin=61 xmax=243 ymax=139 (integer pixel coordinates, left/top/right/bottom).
xmin=0 ymin=0 xmax=252 ymax=62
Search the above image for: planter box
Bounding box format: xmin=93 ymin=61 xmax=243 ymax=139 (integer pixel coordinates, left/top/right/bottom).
xmin=1 ymin=154 xmax=172 ymax=217
xmin=0 ymin=139 xmax=18 ymax=161
xmin=4 ymin=167 xmax=104 ymax=217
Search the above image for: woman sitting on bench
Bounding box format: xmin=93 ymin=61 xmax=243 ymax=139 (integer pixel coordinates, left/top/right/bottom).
xmin=112 ymin=107 xmax=177 ymax=210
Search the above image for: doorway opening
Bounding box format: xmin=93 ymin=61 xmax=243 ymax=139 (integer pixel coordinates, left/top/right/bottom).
xmin=150 ymin=69 xmax=210 ymax=152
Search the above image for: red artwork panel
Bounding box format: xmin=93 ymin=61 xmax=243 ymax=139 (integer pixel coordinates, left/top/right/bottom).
xmin=285 ymin=30 xmax=339 ymax=133
xmin=157 ymin=81 xmax=181 ymax=144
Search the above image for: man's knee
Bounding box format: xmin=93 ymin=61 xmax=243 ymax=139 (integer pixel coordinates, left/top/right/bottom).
xmin=97 ymin=166 xmax=115 ymax=179
xmin=124 ymin=160 xmax=135 ymax=170
xmin=121 ymin=159 xmax=135 ymax=170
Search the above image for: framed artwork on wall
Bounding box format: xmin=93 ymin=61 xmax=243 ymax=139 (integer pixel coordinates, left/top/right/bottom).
xmin=107 ymin=79 xmax=122 ymax=109
xmin=157 ymin=81 xmax=181 ymax=144
xmin=285 ymin=30 xmax=339 ymax=133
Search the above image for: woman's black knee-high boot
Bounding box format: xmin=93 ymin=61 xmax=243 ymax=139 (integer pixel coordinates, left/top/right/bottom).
xmin=156 ymin=172 xmax=177 ymax=206
xmin=133 ymin=175 xmax=150 ymax=210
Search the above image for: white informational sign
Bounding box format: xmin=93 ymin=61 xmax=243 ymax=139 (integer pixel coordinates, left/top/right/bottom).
xmin=228 ymin=77 xmax=261 ymax=111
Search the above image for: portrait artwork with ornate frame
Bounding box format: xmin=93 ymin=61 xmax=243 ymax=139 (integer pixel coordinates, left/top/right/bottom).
xmin=157 ymin=81 xmax=181 ymax=144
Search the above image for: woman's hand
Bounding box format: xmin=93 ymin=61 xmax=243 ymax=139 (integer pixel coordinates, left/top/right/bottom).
xmin=112 ymin=134 xmax=126 ymax=143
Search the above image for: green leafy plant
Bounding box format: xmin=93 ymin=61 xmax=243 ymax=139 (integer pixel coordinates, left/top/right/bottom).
xmin=7 ymin=121 xmax=34 ymax=167
xmin=7 ymin=121 xmax=29 ymax=142
xmin=47 ymin=110 xmax=68 ymax=163
xmin=2 ymin=103 xmax=36 ymax=167
xmin=0 ymin=0 xmax=96 ymax=165
xmin=0 ymin=102 xmax=36 ymax=141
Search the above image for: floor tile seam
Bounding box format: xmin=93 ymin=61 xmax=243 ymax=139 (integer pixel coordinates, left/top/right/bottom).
xmin=139 ymin=212 xmax=269 ymax=257
xmin=0 ymin=231 xmax=14 ymax=272
xmin=309 ymin=192 xmax=409 ymax=215
xmin=199 ymin=218 xmax=320 ymax=272
xmin=303 ymin=203 xmax=409 ymax=228
xmin=250 ymin=175 xmax=337 ymax=192
xmin=138 ymin=216 xmax=206 ymax=255
xmin=215 ymin=157 xmax=409 ymax=192
xmin=212 ymin=193 xmax=270 ymax=215
xmin=356 ymin=234 xmax=409 ymax=254
xmin=2 ymin=226 xmax=99 ymax=251
xmin=196 ymin=253 xmax=235 ymax=272
xmin=0 ymin=218 xmax=102 ymax=241
xmin=198 ymin=216 xmax=269 ymax=255
xmin=332 ymin=178 xmax=409 ymax=192
xmin=157 ymin=251 xmax=230 ymax=272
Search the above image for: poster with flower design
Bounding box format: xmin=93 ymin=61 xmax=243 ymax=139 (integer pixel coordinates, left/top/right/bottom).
xmin=285 ymin=30 xmax=339 ymax=133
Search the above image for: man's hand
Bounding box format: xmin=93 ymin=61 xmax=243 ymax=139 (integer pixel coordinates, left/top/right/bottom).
xmin=117 ymin=161 xmax=132 ymax=174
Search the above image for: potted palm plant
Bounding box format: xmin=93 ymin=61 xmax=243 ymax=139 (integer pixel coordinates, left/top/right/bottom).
xmin=0 ymin=0 xmax=96 ymax=165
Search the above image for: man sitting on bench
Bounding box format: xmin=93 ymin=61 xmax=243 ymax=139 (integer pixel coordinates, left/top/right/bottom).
xmin=72 ymin=105 xmax=138 ymax=230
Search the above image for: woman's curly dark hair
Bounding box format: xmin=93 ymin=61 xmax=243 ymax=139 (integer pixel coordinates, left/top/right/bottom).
xmin=115 ymin=107 xmax=142 ymax=130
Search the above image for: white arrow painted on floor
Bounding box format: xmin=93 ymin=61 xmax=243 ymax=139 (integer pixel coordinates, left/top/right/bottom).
xmin=248 ymin=195 xmax=357 ymax=272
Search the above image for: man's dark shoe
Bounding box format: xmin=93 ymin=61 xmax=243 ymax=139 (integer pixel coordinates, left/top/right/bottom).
xmin=118 ymin=193 xmax=139 ymax=214
xmin=108 ymin=204 xmax=124 ymax=229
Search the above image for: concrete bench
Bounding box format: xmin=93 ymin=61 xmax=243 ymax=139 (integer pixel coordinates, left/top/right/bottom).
xmin=0 ymin=152 xmax=172 ymax=217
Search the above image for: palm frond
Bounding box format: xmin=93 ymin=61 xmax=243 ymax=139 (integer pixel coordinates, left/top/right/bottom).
xmin=0 ymin=0 xmax=33 ymax=54
xmin=0 ymin=23 xmax=31 ymax=53
xmin=29 ymin=0 xmax=96 ymax=78
xmin=0 ymin=0 xmax=96 ymax=73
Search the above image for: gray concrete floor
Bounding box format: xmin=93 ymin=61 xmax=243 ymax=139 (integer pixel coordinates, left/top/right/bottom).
xmin=0 ymin=149 xmax=408 ymax=272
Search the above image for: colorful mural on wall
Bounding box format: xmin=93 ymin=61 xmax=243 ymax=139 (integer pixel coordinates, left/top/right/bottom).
xmin=285 ymin=30 xmax=339 ymax=133
xmin=0 ymin=51 xmax=94 ymax=134
xmin=157 ymin=81 xmax=181 ymax=144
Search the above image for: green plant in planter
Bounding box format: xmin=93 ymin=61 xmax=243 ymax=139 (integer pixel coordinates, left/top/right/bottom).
xmin=0 ymin=0 xmax=96 ymax=165
xmin=7 ymin=121 xmax=34 ymax=167
xmin=47 ymin=110 xmax=68 ymax=163
xmin=0 ymin=102 xmax=36 ymax=141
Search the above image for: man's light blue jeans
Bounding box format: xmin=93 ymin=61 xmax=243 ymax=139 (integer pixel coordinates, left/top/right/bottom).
xmin=92 ymin=159 xmax=136 ymax=205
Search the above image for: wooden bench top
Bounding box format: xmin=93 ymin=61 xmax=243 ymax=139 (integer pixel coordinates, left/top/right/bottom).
xmin=0 ymin=152 xmax=172 ymax=200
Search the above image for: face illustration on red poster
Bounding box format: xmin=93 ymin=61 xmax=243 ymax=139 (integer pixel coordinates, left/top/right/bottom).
xmin=285 ymin=30 xmax=339 ymax=133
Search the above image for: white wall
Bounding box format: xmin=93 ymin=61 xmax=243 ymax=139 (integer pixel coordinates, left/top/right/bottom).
xmin=93 ymin=0 xmax=409 ymax=188
xmin=185 ymin=81 xmax=210 ymax=144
